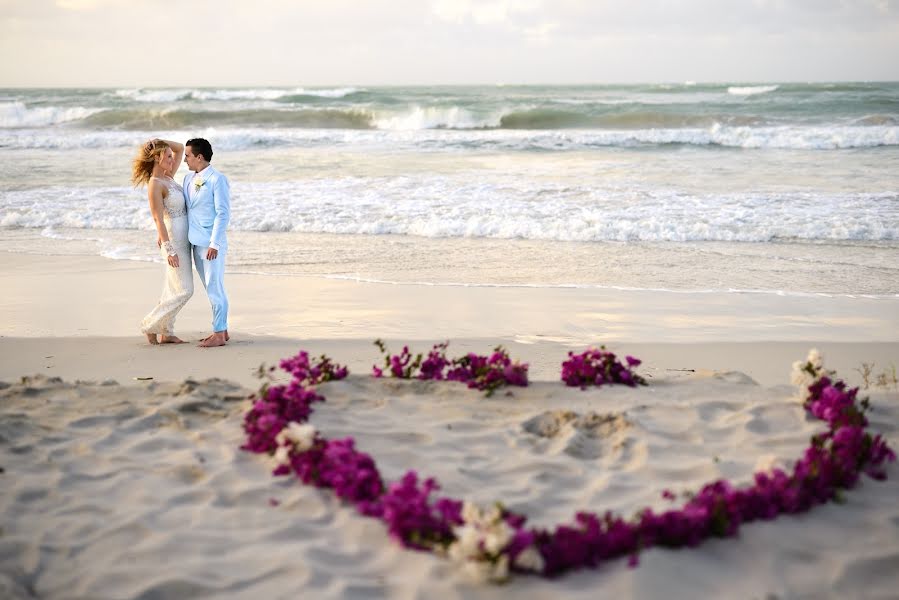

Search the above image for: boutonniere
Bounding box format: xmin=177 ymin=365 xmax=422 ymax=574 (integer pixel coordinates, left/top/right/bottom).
xmin=193 ymin=176 xmax=206 ymax=192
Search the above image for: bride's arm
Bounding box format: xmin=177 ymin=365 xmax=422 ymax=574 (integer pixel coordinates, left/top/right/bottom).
xmin=147 ymin=179 xmax=180 ymax=268
xmin=161 ymin=139 xmax=184 ymax=176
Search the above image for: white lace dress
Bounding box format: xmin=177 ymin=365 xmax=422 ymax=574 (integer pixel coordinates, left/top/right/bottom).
xmin=140 ymin=177 xmax=193 ymax=335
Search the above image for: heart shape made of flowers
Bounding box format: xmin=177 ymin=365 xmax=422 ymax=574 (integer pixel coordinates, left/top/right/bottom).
xmin=241 ymin=347 xmax=895 ymax=583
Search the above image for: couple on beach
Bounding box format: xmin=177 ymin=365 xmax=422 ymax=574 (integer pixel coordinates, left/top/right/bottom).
xmin=131 ymin=138 xmax=230 ymax=348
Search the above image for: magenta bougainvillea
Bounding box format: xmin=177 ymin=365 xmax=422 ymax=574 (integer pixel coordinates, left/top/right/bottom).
xmin=372 ymin=340 xmax=528 ymax=396
xmin=242 ymin=347 xmax=895 ymax=582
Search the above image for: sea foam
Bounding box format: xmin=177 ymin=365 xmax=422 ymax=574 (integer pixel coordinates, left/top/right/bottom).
xmin=0 ymin=102 xmax=104 ymax=128
xmin=113 ymin=87 xmax=363 ymax=103
xmin=3 ymin=124 xmax=897 ymax=150
xmin=3 ymin=182 xmax=895 ymax=243
xmin=727 ymin=85 xmax=779 ymax=96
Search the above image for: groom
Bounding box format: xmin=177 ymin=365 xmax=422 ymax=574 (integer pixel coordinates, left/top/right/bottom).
xmin=183 ymin=138 xmax=230 ymax=348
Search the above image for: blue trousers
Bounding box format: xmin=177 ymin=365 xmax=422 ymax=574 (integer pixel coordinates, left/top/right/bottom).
xmin=192 ymin=245 xmax=229 ymax=332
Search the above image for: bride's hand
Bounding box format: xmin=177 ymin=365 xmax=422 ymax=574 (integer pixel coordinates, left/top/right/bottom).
xmin=167 ymin=254 xmax=180 ymax=268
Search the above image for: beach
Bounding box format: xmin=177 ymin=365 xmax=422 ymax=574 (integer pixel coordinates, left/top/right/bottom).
xmin=2 ymin=82 xmax=899 ymax=598
xmin=1 ymin=252 xmax=898 ymax=599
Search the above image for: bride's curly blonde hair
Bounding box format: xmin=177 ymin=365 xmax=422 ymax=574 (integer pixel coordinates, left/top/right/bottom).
xmin=131 ymin=139 xmax=170 ymax=187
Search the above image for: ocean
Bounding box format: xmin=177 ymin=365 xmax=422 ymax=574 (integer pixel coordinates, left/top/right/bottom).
xmin=1 ymin=83 xmax=898 ymax=297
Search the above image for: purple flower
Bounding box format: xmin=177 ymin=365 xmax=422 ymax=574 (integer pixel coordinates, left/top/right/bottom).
xmin=561 ymin=346 xmax=646 ymax=389
xmin=240 ymin=347 xmax=895 ymax=582
xmin=375 ymin=342 xmax=528 ymax=396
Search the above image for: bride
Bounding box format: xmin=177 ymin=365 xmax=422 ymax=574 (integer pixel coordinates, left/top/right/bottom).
xmin=132 ymin=139 xmax=193 ymax=344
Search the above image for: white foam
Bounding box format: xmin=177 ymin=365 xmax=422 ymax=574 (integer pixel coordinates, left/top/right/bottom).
xmin=292 ymin=87 xmax=362 ymax=98
xmin=1 ymin=187 xmax=152 ymax=230
xmin=113 ymin=87 xmax=363 ymax=103
xmin=113 ymin=89 xmax=193 ymax=103
xmin=373 ymin=105 xmax=501 ymax=130
xmin=728 ymin=85 xmax=779 ymax=96
xmin=319 ymin=274 xmax=899 ymax=300
xmin=0 ymin=102 xmax=103 ymax=128
xmin=4 ymin=124 xmax=897 ymax=150
xmin=39 ymin=226 xmax=105 ymax=243
xmin=4 ymin=182 xmax=895 ymax=244
xmin=191 ymin=89 xmax=293 ymax=101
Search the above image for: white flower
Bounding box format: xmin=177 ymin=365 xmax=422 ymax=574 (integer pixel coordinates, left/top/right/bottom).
xmin=791 ymin=348 xmax=833 ymax=399
xmin=448 ymin=524 xmax=481 ymax=561
xmin=462 ymin=500 xmax=481 ymax=524
xmin=462 ymin=554 xmax=509 ymax=583
xmin=273 ymin=422 xmax=317 ymax=467
xmin=489 ymin=554 xmax=509 ymax=582
xmin=449 ymin=501 xmax=516 ymax=583
xmin=513 ymin=544 xmax=545 ymax=572
xmin=790 ymin=360 xmax=805 ymax=383
xmin=193 ymin=177 xmax=205 ymax=191
xmin=273 ymin=444 xmax=291 ymax=466
xmin=482 ymin=521 xmax=513 ymax=555
xmin=485 ymin=504 xmax=503 ymax=524
xmin=463 ymin=558 xmax=492 ymax=582
xmin=277 ymin=422 xmax=317 ymax=451
xmin=807 ymin=348 xmax=823 ymax=369
xmin=791 ymin=359 xmax=816 ymax=388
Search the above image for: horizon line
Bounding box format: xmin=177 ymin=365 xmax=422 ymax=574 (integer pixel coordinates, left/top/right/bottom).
xmin=2 ymin=79 xmax=899 ymax=90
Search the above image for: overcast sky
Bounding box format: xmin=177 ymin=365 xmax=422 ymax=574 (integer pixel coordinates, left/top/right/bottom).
xmin=2 ymin=0 xmax=898 ymax=87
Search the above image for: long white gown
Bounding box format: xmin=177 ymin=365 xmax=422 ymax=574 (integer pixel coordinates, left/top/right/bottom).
xmin=140 ymin=176 xmax=193 ymax=335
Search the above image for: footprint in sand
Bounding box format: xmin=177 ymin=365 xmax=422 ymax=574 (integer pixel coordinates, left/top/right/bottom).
xmin=522 ymin=410 xmax=631 ymax=460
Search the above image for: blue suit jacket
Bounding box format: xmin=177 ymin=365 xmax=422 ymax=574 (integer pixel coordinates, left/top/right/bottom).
xmin=184 ymin=166 xmax=230 ymax=251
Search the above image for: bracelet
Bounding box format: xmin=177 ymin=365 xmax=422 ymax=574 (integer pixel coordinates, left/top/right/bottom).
xmin=162 ymin=241 xmax=177 ymax=257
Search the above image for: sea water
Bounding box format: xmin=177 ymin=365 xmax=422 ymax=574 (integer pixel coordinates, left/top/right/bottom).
xmin=1 ymin=83 xmax=897 ymax=298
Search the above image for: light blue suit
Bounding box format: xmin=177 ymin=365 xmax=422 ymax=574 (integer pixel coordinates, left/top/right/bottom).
xmin=183 ymin=165 xmax=230 ymax=332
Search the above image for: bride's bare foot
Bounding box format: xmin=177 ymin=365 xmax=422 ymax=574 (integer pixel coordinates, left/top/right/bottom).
xmin=146 ymin=333 xmax=159 ymax=345
xmin=159 ymin=335 xmax=186 ymax=344
xmin=198 ymin=332 xmax=227 ymax=348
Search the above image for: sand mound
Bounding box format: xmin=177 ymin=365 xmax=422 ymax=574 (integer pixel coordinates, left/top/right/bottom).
xmin=1 ymin=374 xmax=897 ymax=599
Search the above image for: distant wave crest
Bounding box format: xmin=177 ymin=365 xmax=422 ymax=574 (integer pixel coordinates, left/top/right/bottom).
xmin=112 ymin=87 xmax=363 ymax=103
xmin=0 ymin=102 xmax=103 ymax=128
xmin=79 ymin=107 xmax=375 ymax=129
xmin=3 ymin=123 xmax=898 ymax=150
xmin=728 ymin=85 xmax=779 ymax=96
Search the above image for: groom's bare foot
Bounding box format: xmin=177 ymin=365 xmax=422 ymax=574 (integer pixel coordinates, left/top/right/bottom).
xmin=146 ymin=333 xmax=159 ymax=345
xmin=200 ymin=330 xmax=230 ymax=342
xmin=198 ymin=332 xmax=227 ymax=348
xmin=159 ymin=335 xmax=186 ymax=344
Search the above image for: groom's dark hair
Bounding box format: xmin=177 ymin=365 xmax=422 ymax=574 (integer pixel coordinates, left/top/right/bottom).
xmin=186 ymin=138 xmax=213 ymax=162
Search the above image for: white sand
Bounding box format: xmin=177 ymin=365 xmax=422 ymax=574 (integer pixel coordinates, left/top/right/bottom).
xmin=1 ymin=253 xmax=898 ymax=599
xmin=1 ymin=373 xmax=897 ymax=599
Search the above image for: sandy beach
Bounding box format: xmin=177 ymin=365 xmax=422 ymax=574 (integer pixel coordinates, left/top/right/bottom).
xmin=1 ymin=252 xmax=898 ymax=599
xmin=3 ymin=0 xmax=899 ymax=591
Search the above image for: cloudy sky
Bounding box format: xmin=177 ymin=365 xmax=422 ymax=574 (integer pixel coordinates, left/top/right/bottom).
xmin=2 ymin=0 xmax=898 ymax=86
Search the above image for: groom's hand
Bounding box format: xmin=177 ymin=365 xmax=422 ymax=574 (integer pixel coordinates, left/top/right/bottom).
xmin=206 ymin=247 xmax=218 ymax=261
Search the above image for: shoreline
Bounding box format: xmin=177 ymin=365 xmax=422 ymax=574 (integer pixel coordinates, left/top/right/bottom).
xmin=3 ymin=336 xmax=899 ymax=390
xmin=1 ymin=252 xmax=897 ymax=343
xmin=4 ymin=227 xmax=899 ymax=299
xmin=1 ymin=251 xmax=897 ymax=388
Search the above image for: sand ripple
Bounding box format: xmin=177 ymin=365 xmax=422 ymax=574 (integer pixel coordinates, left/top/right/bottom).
xmin=1 ymin=374 xmax=897 ymax=599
